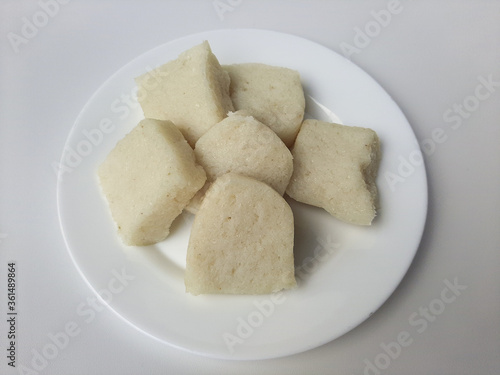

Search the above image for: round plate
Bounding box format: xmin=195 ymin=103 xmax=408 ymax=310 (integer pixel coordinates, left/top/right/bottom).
xmin=57 ymin=29 xmax=427 ymax=360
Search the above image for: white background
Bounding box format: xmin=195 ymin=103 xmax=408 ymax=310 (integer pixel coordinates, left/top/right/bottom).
xmin=1 ymin=1 xmax=499 ymax=374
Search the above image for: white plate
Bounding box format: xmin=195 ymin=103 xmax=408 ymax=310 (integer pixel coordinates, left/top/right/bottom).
xmin=57 ymin=29 xmax=427 ymax=360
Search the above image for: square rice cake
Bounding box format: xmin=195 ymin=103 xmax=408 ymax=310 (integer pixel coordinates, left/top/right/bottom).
xmin=185 ymin=173 xmax=296 ymax=295
xmin=185 ymin=111 xmax=293 ymax=214
xmin=224 ymin=63 xmax=305 ymax=147
xmin=98 ymin=119 xmax=206 ymax=246
xmin=135 ymin=41 xmax=233 ymax=146
xmin=286 ymin=120 xmax=380 ymax=225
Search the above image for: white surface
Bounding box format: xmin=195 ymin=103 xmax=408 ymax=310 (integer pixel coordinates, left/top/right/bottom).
xmin=1 ymin=0 xmax=499 ymax=374
xmin=57 ymin=29 xmax=427 ymax=360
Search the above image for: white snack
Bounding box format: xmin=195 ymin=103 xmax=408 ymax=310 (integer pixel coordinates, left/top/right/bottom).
xmin=224 ymin=63 xmax=305 ymax=147
xmin=286 ymin=119 xmax=381 ymax=225
xmin=185 ymin=111 xmax=293 ymax=213
xmin=135 ymin=41 xmax=233 ymax=146
xmin=185 ymin=173 xmax=296 ymax=295
xmin=98 ymin=119 xmax=206 ymax=246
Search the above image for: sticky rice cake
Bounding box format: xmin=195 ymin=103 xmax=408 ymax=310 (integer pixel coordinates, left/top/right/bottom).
xmin=98 ymin=119 xmax=206 ymax=245
xmin=185 ymin=173 xmax=296 ymax=295
xmin=185 ymin=111 xmax=293 ymax=213
xmin=286 ymin=120 xmax=380 ymax=225
xmin=135 ymin=41 xmax=233 ymax=146
xmin=224 ymin=63 xmax=305 ymax=147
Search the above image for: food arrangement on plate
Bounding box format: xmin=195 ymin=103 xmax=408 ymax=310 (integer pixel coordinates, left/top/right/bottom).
xmin=97 ymin=40 xmax=381 ymax=296
xmin=58 ymin=29 xmax=427 ymax=359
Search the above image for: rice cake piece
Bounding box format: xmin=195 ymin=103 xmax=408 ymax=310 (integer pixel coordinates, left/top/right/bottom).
xmin=98 ymin=119 xmax=206 ymax=246
xmin=185 ymin=173 xmax=296 ymax=295
xmin=135 ymin=41 xmax=233 ymax=146
xmin=194 ymin=111 xmax=293 ymax=193
xmin=286 ymin=120 xmax=380 ymax=225
xmin=185 ymin=111 xmax=293 ymax=214
xmin=224 ymin=63 xmax=305 ymax=147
